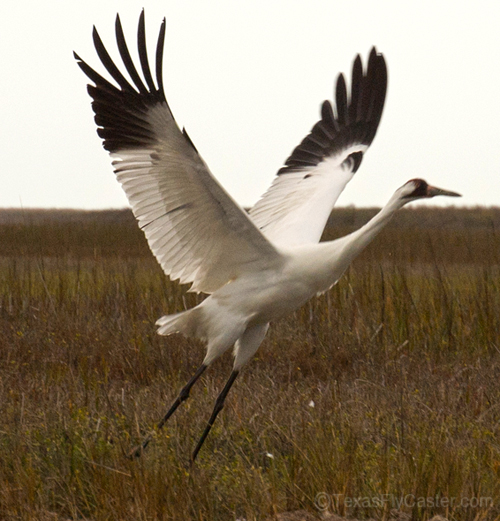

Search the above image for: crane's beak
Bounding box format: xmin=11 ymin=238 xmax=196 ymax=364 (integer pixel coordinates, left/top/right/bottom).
xmin=426 ymin=185 xmax=462 ymax=198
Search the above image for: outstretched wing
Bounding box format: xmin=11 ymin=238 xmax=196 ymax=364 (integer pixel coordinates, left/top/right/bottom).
xmin=75 ymin=12 xmax=282 ymax=294
xmin=249 ymin=48 xmax=387 ymax=247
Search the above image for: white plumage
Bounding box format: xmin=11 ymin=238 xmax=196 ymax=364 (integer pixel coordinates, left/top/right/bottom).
xmin=75 ymin=11 xmax=460 ymax=462
xmin=250 ymin=146 xmax=368 ymax=246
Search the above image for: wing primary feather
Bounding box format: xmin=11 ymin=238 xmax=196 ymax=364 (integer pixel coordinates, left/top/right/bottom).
xmin=363 ymin=47 xmax=380 ymax=122
xmin=321 ymin=100 xmax=339 ymax=133
xmin=137 ymin=10 xmax=157 ymax=93
xmin=92 ymin=26 xmax=134 ymax=93
xmin=297 ymin=137 xmax=325 ymax=157
xmin=115 ymin=14 xmax=148 ymax=95
xmin=349 ymin=55 xmax=363 ymax=122
xmin=75 ymin=52 xmax=117 ymax=93
xmin=315 ymin=118 xmax=336 ymax=139
xmin=335 ymin=74 xmax=348 ymax=126
xmin=372 ymin=55 xmax=388 ymax=121
xmin=155 ymin=18 xmax=167 ymax=102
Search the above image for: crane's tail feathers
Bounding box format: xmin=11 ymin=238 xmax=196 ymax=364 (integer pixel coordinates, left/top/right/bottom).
xmin=156 ymin=308 xmax=202 ymax=338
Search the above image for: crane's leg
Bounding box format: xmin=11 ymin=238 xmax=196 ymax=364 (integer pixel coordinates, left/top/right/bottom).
xmin=191 ymin=369 xmax=239 ymax=463
xmin=128 ymin=363 xmax=207 ymax=458
xmin=190 ymin=323 xmax=269 ymax=463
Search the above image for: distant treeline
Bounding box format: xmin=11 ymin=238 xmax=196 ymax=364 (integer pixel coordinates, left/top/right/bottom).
xmin=326 ymin=205 xmax=500 ymax=231
xmin=1 ymin=205 xmax=499 ymax=228
xmin=0 ymin=208 xmax=135 ymax=226
xmin=0 ymin=206 xmax=499 ymax=265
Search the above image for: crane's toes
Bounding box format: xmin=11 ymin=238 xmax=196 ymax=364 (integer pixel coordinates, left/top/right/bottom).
xmin=127 ymin=436 xmax=152 ymax=459
xmin=127 ymin=444 xmax=144 ymax=459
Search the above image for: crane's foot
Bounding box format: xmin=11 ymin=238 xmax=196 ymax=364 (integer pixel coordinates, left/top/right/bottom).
xmin=127 ymin=433 xmax=153 ymax=459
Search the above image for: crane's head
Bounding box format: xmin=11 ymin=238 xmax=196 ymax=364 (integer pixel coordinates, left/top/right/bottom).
xmin=398 ymin=178 xmax=461 ymax=204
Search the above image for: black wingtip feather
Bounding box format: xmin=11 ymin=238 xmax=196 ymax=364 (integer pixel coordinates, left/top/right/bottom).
xmin=320 ymin=100 xmax=338 ymax=134
xmin=349 ymin=55 xmax=363 ymax=123
xmin=92 ymin=26 xmax=135 ymax=93
xmin=279 ymin=48 xmax=388 ymax=175
xmin=335 ymin=74 xmax=348 ymax=126
xmin=115 ymin=14 xmax=149 ymax=95
xmin=155 ymin=18 xmax=167 ymax=102
xmin=75 ymin=12 xmax=172 ymax=153
xmin=137 ymin=10 xmax=156 ymax=93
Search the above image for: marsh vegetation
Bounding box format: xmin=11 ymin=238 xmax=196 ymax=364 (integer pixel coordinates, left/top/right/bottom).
xmin=0 ymin=207 xmax=499 ymax=520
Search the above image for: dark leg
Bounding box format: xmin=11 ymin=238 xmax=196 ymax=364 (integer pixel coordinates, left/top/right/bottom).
xmin=128 ymin=363 xmax=207 ymax=458
xmin=191 ymin=370 xmax=239 ymax=463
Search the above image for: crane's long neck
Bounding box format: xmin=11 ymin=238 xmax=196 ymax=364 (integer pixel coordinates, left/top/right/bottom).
xmin=326 ymin=195 xmax=405 ymax=269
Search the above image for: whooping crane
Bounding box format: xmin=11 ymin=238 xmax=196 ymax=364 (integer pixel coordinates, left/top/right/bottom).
xmin=74 ymin=12 xmax=461 ymax=462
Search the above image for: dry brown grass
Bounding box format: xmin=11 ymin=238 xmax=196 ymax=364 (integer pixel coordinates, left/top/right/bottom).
xmin=0 ymin=207 xmax=499 ymax=521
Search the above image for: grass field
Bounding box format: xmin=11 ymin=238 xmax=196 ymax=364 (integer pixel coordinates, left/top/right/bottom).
xmin=0 ymin=206 xmax=499 ymax=521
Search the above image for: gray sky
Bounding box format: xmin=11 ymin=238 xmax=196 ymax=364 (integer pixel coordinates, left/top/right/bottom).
xmin=1 ymin=0 xmax=499 ymax=210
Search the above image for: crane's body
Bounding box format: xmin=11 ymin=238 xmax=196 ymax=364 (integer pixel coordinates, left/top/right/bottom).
xmin=75 ymin=11 xmax=460 ymax=462
xmin=157 ymin=242 xmax=349 ymax=368
xmin=156 ymin=186 xmax=421 ymax=369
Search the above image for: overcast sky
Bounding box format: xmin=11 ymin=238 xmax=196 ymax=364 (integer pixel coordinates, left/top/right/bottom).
xmin=1 ymin=0 xmax=499 ymax=210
